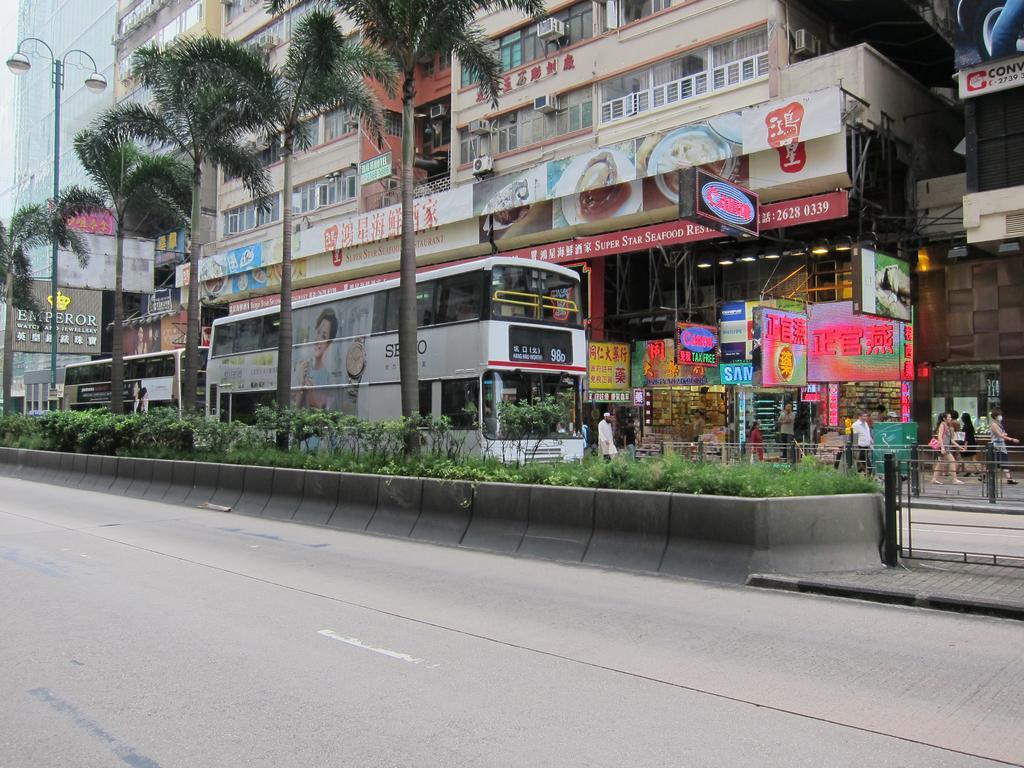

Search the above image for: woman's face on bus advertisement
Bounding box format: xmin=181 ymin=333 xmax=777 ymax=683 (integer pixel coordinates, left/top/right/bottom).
xmin=313 ymin=318 xmax=332 ymax=362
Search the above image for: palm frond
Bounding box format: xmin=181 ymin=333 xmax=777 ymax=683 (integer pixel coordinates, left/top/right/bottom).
xmin=211 ymin=142 xmax=272 ymax=207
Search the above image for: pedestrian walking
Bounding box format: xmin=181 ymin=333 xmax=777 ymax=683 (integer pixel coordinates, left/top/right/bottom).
xmin=931 ymin=412 xmax=964 ymax=485
xmin=622 ymin=418 xmax=637 ymax=460
xmin=778 ymin=402 xmax=796 ymax=461
xmin=747 ymin=420 xmax=765 ymax=462
xmin=598 ymin=412 xmax=618 ymax=461
xmin=989 ymin=407 xmax=1020 ymax=485
xmin=851 ymin=411 xmax=874 ymax=474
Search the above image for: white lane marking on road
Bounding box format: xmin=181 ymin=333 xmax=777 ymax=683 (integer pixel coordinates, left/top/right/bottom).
xmin=318 ymin=629 xmax=439 ymax=668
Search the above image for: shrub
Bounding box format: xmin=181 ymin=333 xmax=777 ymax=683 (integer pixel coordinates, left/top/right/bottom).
xmin=0 ymin=410 xmax=879 ymax=497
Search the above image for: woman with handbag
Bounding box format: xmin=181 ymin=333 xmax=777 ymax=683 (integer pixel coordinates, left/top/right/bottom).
xmin=931 ymin=412 xmax=964 ymax=485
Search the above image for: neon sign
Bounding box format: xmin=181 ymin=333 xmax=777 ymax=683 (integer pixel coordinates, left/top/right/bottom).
xmin=807 ymin=301 xmax=912 ymax=383
xmin=754 ymin=307 xmax=808 ymax=387
xmin=677 ymin=323 xmax=719 ymax=366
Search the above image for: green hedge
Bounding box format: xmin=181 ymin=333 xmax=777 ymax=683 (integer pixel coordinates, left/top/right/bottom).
xmin=0 ymin=410 xmax=879 ymax=498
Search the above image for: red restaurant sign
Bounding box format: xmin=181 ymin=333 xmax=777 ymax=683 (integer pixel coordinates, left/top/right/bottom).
xmin=504 ymin=191 xmax=848 ymax=263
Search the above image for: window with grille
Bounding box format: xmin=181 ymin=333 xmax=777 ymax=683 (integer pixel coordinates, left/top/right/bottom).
xmin=974 ymin=88 xmax=1024 ymax=192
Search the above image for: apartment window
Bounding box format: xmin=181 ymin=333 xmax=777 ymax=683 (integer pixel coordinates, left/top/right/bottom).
xmin=226 ymin=0 xmax=259 ymax=23
xmin=599 ymin=27 xmax=767 ymax=123
xmin=459 ymin=86 xmax=593 ymax=160
xmin=324 ymin=108 xmax=358 ymax=140
xmin=384 ymin=110 xmax=403 ymax=136
xmin=292 ymin=170 xmax=358 ymax=214
xmin=183 ymin=1 xmax=202 ymax=30
xmin=461 ymin=1 xmax=593 ymax=86
xmin=260 ymin=137 xmax=282 ymax=167
xmin=223 ymin=194 xmax=281 ymax=236
xmin=245 ymin=18 xmax=285 ymax=51
xmin=619 ymin=0 xmax=672 ymax=26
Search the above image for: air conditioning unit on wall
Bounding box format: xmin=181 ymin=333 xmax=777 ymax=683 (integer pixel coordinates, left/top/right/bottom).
xmin=792 ymin=29 xmax=821 ymax=57
xmin=534 ymin=94 xmax=560 ymax=113
xmin=472 ymin=155 xmax=494 ymax=176
xmin=537 ymin=18 xmax=566 ymax=43
xmin=429 ymin=103 xmax=447 ymax=119
xmin=468 ymin=119 xmax=491 ymax=136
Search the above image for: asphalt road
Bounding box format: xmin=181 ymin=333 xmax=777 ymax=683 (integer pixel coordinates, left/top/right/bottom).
xmin=2 ymin=476 xmax=1023 ymax=767
xmin=905 ymin=507 xmax=1024 ymax=560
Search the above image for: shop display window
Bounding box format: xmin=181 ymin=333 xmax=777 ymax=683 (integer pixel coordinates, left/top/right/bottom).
xmin=930 ymin=364 xmax=1000 ymax=437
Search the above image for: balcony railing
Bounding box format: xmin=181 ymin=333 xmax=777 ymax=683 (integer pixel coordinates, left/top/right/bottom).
xmin=413 ymin=176 xmax=451 ymax=198
xmin=600 ymin=52 xmax=769 ymax=124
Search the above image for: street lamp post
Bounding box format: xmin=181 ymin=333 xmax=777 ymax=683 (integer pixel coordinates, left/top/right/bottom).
xmin=6 ymin=38 xmax=107 ymax=395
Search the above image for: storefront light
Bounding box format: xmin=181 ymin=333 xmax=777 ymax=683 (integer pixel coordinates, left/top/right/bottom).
xmin=739 ymin=254 xmax=757 ymax=263
xmin=762 ymin=249 xmax=781 ymax=260
xmin=811 ymin=240 xmax=830 ymax=255
xmin=696 ymin=259 xmax=713 ymax=268
xmin=786 ymin=246 xmax=807 ymax=257
xmin=834 ymin=236 xmax=853 ymax=252
xmin=718 ymin=256 xmax=735 ymax=266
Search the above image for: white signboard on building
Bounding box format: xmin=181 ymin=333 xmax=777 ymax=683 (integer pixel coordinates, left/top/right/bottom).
xmin=742 ymin=87 xmax=843 ymax=155
xmin=58 ymin=234 xmax=155 ymax=293
xmin=959 ymin=54 xmax=1024 ymax=99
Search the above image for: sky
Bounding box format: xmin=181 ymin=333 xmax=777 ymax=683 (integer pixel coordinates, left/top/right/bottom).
xmin=0 ymin=0 xmax=19 ymax=217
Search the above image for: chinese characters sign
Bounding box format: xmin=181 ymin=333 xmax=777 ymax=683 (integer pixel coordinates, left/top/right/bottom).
xmin=66 ymin=208 xmax=116 ymax=236
xmin=476 ymin=53 xmax=576 ymax=102
xmin=632 ymin=338 xmax=719 ymax=387
xmin=754 ymin=308 xmax=808 ymax=387
xmin=807 ymin=301 xmax=913 ymax=382
xmin=741 ymin=87 xmax=843 ymax=154
xmin=12 ymin=281 xmax=102 ymax=355
xmin=588 ymin=342 xmax=630 ymax=391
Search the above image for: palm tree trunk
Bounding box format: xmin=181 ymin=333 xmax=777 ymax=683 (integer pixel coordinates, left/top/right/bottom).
xmin=182 ymin=174 xmax=202 ymax=413
xmin=398 ymin=72 xmax=419 ymax=453
xmin=2 ymin=270 xmax=15 ymax=415
xmin=276 ymin=145 xmax=294 ymax=449
xmin=110 ymin=226 xmax=126 ymax=415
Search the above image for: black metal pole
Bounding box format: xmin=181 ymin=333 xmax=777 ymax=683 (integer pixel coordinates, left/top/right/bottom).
xmin=910 ymin=443 xmax=920 ymax=497
xmin=883 ymin=453 xmax=898 ymax=566
xmin=987 ymin=443 xmax=998 ymax=503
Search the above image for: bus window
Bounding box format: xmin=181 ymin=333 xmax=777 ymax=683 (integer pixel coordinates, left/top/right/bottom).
xmin=490 ymin=266 xmax=537 ymax=320
xmin=417 ymin=282 xmax=435 ymax=327
xmin=482 ymin=369 xmax=579 ymax=438
xmin=542 ymin=273 xmax=581 ymax=325
xmin=212 ymin=324 xmax=235 ymax=357
xmin=419 ymin=380 xmax=433 ymax=417
xmin=435 ymin=273 xmax=482 ymax=324
xmin=442 ymin=378 xmax=480 ymax=428
xmin=383 ymin=289 xmax=399 ymax=332
xmin=234 ymin=318 xmax=263 ymax=353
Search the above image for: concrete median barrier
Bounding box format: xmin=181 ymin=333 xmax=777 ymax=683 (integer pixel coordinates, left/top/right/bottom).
xmin=185 ymin=462 xmax=221 ymax=506
xmin=125 ymin=458 xmax=154 ymax=498
xmin=519 ymin=486 xmax=595 ymax=562
xmin=108 ymin=458 xmax=137 ymax=496
xmin=53 ymin=452 xmax=77 ymax=486
xmin=328 ymin=473 xmax=379 ymax=531
xmin=90 ymin=456 xmax=119 ymax=493
xmin=210 ymin=464 xmax=245 ymax=510
xmin=83 ymin=454 xmax=105 ymax=490
xmin=0 ymin=448 xmax=16 ymax=476
xmin=584 ymin=489 xmax=670 ymax=572
xmin=751 ymin=494 xmax=884 ymax=575
xmin=142 ymin=460 xmax=175 ymax=501
xmin=10 ymin=449 xmax=29 ymax=479
xmin=659 ymin=495 xmax=758 ymax=583
xmin=263 ymin=468 xmax=304 ymax=520
xmin=70 ymin=453 xmax=90 ymax=487
xmin=17 ymin=450 xmax=41 ymax=481
xmin=410 ymin=479 xmax=474 ymax=545
xmin=366 ymin=476 xmax=422 ymax=537
xmin=459 ymin=482 xmax=529 ymax=553
xmin=293 ymin=470 xmax=339 ymax=525
xmin=38 ymin=451 xmax=62 ymax=483
xmin=164 ymin=461 xmax=196 ymax=505
xmin=232 ymin=466 xmax=272 ymax=517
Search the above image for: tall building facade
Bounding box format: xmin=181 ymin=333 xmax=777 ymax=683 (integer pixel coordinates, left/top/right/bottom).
xmin=7 ymin=0 xmax=116 ymax=401
xmin=194 ymin=0 xmax=964 ymax=437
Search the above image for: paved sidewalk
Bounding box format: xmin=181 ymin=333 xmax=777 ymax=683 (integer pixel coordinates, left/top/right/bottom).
xmin=748 ymin=558 xmax=1024 ymax=620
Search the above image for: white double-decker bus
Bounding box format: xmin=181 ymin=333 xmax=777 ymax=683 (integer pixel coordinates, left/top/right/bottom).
xmin=206 ymin=257 xmax=587 ymax=461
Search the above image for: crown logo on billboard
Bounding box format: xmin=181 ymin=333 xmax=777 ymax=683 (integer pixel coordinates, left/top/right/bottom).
xmin=47 ymin=291 xmax=71 ymax=311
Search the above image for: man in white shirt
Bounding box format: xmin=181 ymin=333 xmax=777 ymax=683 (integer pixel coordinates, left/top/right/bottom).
xmin=852 ymin=411 xmax=873 ymax=474
xmin=598 ymin=412 xmax=618 ymax=461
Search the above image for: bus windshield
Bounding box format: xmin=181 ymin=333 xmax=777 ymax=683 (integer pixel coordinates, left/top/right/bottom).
xmin=490 ymin=266 xmax=581 ymax=326
xmin=481 ymin=369 xmax=580 ymax=438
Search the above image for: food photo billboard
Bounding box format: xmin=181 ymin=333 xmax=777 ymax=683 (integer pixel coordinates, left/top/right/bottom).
xmin=852 ymin=248 xmax=911 ymax=321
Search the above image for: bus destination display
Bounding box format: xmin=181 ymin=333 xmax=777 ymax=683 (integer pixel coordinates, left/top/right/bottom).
xmin=508 ymin=327 xmax=573 ymax=365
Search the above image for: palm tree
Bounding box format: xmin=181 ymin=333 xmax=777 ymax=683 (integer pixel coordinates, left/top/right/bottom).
xmin=97 ymin=37 xmax=275 ymax=412
xmin=0 ymin=204 xmax=91 ymax=413
xmin=261 ymin=7 xmax=394 ymax=417
xmin=270 ymin=0 xmax=545 ymax=445
xmin=64 ymin=128 xmax=191 ymax=414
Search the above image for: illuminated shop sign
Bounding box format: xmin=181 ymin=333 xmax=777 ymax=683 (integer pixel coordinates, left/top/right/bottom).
xmin=807 ymin=301 xmax=913 ymax=383
xmin=634 ymin=338 xmax=719 ymax=387
xmin=588 ymin=342 xmax=630 ymax=391
xmin=676 ymin=323 xmax=719 ymax=366
xmin=679 ymin=168 xmax=760 ymax=238
xmin=753 ymin=308 xmax=808 ymax=388
xmin=720 ymin=362 xmax=753 ymax=385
